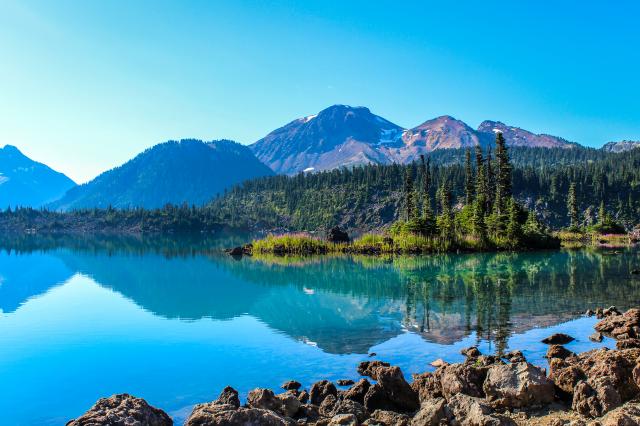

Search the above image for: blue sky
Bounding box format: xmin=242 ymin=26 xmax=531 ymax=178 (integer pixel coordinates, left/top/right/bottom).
xmin=1 ymin=0 xmax=639 ymax=183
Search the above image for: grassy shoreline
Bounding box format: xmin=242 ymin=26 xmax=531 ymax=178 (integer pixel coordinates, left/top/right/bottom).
xmin=247 ymin=231 xmax=561 ymax=256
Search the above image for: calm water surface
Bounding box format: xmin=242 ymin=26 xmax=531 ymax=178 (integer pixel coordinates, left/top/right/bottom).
xmin=1 ymin=236 xmax=639 ymax=425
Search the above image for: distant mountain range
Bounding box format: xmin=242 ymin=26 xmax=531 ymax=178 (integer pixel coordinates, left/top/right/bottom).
xmin=250 ymin=105 xmax=579 ymax=174
xmin=0 ymin=145 xmax=76 ymax=208
xmin=49 ymin=139 xmax=273 ymax=210
xmin=2 ymin=105 xmax=639 ymax=209
xmin=601 ymin=140 xmax=640 ymax=153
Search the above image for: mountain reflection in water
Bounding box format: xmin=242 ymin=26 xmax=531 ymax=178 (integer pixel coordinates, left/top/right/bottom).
xmin=1 ymin=235 xmax=639 ymax=355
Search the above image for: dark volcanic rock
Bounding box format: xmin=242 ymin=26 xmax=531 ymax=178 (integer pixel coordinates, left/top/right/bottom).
xmin=343 ymin=378 xmax=371 ymax=405
xmin=226 ymin=246 xmax=244 ymax=256
xmin=310 ymin=380 xmax=338 ymax=405
xmin=337 ymin=379 xmax=355 ymax=387
xmin=503 ymin=350 xmax=526 ymax=364
xmin=461 ymin=346 xmax=481 ymax=359
xmin=281 ymin=380 xmax=302 ymax=391
xmin=216 ymin=386 xmax=240 ymax=408
xmin=542 ymin=333 xmax=575 ymax=345
xmin=67 ymin=394 xmax=173 ymax=426
xmin=326 ymin=226 xmax=350 ymax=243
xmin=247 ymin=388 xmax=280 ymax=412
xmin=546 ymin=345 xmax=576 ymax=360
xmin=357 ymin=360 xmax=390 ymax=378
xmin=364 ymin=365 xmax=419 ymax=413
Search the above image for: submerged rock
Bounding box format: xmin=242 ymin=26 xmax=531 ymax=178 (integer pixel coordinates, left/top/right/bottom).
xmin=337 ymin=379 xmax=355 ymax=387
xmin=542 ymin=333 xmax=575 ymax=345
xmin=67 ymin=394 xmax=173 ymax=426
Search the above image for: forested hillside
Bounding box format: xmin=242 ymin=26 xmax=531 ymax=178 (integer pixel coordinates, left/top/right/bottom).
xmin=210 ymin=146 xmax=640 ymax=231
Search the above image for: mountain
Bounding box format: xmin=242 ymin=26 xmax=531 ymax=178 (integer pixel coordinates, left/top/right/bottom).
xmin=251 ymin=105 xmax=404 ymax=175
xmin=388 ymin=115 xmax=485 ymax=164
xmin=50 ymin=139 xmax=273 ymax=211
xmin=0 ymin=145 xmax=76 ymax=208
xmin=601 ymin=140 xmax=640 ymax=153
xmin=251 ymin=105 xmax=578 ymax=175
xmin=477 ymin=121 xmax=576 ymax=149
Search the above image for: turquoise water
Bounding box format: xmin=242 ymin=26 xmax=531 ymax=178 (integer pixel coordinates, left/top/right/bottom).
xmin=0 ymin=236 xmax=639 ymax=425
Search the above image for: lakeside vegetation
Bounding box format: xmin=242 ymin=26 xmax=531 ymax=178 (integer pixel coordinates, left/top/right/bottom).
xmin=210 ymin=146 xmax=640 ymax=231
xmin=250 ymin=133 xmax=564 ymax=255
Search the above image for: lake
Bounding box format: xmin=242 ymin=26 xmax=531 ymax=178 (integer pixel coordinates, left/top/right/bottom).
xmin=0 ymin=235 xmax=639 ymax=425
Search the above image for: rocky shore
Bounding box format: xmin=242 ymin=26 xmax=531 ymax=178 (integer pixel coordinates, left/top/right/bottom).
xmin=67 ymin=308 xmax=640 ymax=425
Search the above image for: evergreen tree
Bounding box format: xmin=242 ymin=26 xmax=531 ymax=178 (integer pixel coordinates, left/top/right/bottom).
xmin=505 ymin=197 xmax=522 ymax=247
xmin=494 ymin=132 xmax=512 ymax=215
xmin=464 ymin=148 xmax=474 ymax=205
xmin=486 ymin=147 xmax=495 ymax=211
xmin=599 ymin=200 xmax=606 ymax=225
xmin=437 ymin=182 xmax=453 ymax=237
xmin=567 ymin=182 xmax=579 ymax=229
xmin=404 ymin=167 xmax=416 ymax=221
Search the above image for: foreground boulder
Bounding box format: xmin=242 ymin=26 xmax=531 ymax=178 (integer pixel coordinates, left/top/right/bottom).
xmin=483 ymin=362 xmax=555 ymax=408
xmin=310 ymin=380 xmax=338 ymax=405
xmin=185 ymin=387 xmax=295 ymax=426
xmin=410 ymin=397 xmax=446 ymax=425
xmin=446 ymin=393 xmax=513 ymax=426
xmin=185 ymin=405 xmax=295 ymax=426
xmin=67 ymin=394 xmax=172 ymax=426
xmin=362 ymin=365 xmax=419 ymax=413
xmin=549 ymin=347 xmax=640 ymax=417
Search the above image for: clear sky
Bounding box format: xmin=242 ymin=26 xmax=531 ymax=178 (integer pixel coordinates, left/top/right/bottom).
xmin=1 ymin=0 xmax=639 ymax=183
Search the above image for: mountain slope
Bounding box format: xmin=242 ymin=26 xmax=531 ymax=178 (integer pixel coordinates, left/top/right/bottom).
xmin=51 ymin=139 xmax=273 ymax=210
xmin=477 ymin=121 xmax=576 ymax=148
xmin=0 ymin=145 xmax=76 ymax=208
xmin=252 ymin=105 xmax=580 ymax=175
xmin=251 ymin=105 xmax=404 ymax=175
xmin=601 ymin=140 xmax=640 ymax=153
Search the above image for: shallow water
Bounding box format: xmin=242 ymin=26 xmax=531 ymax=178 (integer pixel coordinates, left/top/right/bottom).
xmin=0 ymin=236 xmax=638 ymax=425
